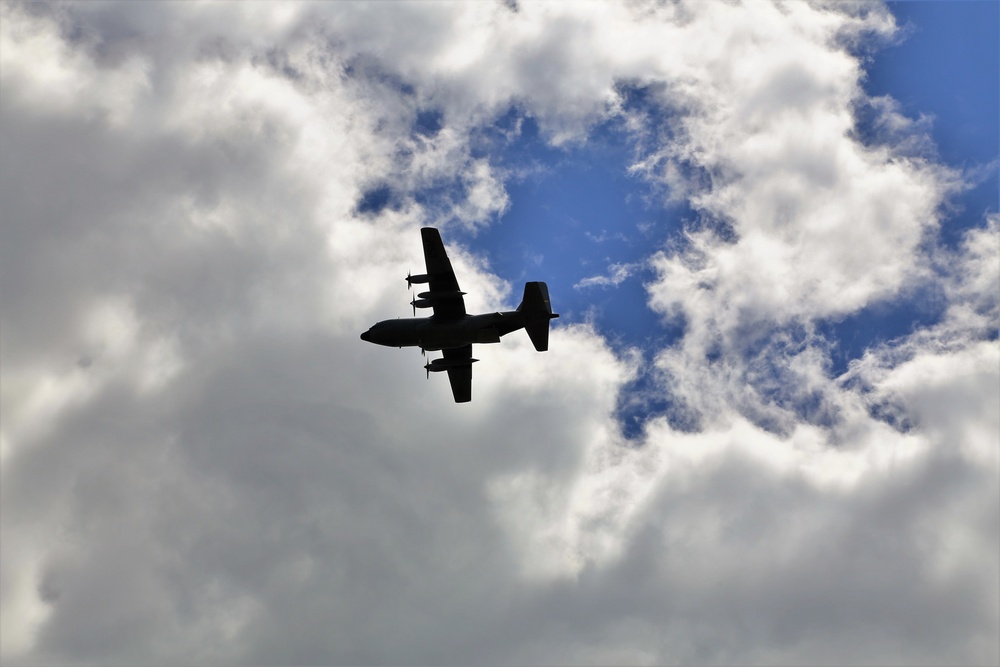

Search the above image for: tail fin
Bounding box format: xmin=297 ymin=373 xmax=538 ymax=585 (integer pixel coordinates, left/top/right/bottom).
xmin=517 ymin=281 xmax=559 ymax=351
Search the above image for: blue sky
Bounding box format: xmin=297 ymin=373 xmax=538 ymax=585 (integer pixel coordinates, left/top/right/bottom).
xmin=2 ymin=2 xmax=997 ymax=665
xmin=453 ymin=1 xmax=998 ymax=435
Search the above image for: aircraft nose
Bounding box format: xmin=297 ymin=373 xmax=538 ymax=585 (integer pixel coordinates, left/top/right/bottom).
xmin=360 ymin=330 xmax=371 ymax=342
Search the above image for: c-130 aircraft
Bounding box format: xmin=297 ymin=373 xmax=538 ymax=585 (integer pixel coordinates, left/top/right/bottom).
xmin=360 ymin=227 xmax=558 ymax=403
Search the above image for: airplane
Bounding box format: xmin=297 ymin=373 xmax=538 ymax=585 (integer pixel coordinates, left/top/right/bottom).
xmin=360 ymin=227 xmax=558 ymax=403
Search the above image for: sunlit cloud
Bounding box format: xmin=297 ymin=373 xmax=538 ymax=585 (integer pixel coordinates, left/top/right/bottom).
xmin=1 ymin=2 xmax=996 ymax=665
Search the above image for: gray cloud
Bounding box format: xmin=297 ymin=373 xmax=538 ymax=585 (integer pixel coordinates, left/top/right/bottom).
xmin=2 ymin=2 xmax=996 ymax=665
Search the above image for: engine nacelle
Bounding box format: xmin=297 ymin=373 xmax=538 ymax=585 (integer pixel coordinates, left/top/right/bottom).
xmin=406 ymin=273 xmax=431 ymax=285
xmin=410 ymin=299 xmax=434 ymax=309
xmin=425 ymin=357 xmax=479 ymax=372
xmin=417 ymin=290 xmax=465 ymax=300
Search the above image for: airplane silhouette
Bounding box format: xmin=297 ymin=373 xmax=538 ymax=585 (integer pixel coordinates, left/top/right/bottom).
xmin=360 ymin=227 xmax=558 ymax=402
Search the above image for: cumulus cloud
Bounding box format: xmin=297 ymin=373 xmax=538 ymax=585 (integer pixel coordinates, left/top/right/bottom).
xmin=1 ymin=1 xmax=996 ymax=665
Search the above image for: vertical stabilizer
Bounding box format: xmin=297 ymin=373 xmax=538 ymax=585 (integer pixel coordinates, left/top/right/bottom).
xmin=517 ymin=282 xmax=559 ymax=351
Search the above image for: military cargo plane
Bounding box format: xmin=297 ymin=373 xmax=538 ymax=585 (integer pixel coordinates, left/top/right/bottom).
xmin=360 ymin=227 xmax=558 ymax=402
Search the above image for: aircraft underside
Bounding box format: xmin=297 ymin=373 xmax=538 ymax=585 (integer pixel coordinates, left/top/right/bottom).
xmin=360 ymin=228 xmax=557 ymax=402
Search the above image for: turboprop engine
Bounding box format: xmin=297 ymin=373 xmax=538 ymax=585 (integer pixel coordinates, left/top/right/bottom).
xmin=410 ymin=289 xmax=467 ymax=313
xmin=406 ymin=272 xmax=431 ymax=286
xmin=424 ymin=356 xmax=478 ymax=378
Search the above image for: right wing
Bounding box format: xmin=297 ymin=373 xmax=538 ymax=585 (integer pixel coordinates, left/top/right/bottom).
xmin=420 ymin=227 xmax=467 ymax=320
xmin=442 ymin=345 xmax=473 ymax=403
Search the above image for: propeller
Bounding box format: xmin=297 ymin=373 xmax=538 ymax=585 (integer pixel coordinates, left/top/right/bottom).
xmin=407 ymin=271 xmax=415 ymax=315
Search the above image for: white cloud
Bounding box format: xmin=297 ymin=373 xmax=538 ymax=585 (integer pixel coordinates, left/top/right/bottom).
xmin=574 ymin=261 xmax=641 ymax=289
xmin=1 ymin=1 xmax=996 ymax=665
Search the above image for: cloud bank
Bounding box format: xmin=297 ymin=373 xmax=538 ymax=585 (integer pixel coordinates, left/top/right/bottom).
xmin=2 ymin=1 xmax=996 ymax=665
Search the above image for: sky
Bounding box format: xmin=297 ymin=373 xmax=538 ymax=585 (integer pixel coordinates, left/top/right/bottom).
xmin=0 ymin=1 xmax=997 ymax=665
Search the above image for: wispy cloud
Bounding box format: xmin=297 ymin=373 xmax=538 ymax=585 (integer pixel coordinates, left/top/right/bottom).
xmin=573 ymin=261 xmax=642 ymax=289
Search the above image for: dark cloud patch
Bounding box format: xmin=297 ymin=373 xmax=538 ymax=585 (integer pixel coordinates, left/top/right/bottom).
xmin=354 ymin=183 xmax=397 ymax=216
xmin=414 ymin=108 xmax=444 ymax=137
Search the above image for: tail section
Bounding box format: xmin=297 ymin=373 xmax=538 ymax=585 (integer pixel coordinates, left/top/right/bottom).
xmin=517 ymin=282 xmax=559 ymax=351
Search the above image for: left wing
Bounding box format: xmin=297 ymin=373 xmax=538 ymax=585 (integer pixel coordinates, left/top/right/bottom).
xmin=442 ymin=345 xmax=473 ymax=403
xmin=420 ymin=227 xmax=466 ymax=319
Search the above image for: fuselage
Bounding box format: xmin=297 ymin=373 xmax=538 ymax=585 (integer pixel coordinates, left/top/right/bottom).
xmin=360 ymin=311 xmax=525 ymax=351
